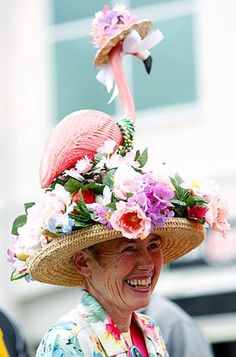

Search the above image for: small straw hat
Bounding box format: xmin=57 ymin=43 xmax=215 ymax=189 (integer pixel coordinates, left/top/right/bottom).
xmin=91 ymin=4 xmax=153 ymax=67
xmin=94 ymin=20 xmax=152 ymax=67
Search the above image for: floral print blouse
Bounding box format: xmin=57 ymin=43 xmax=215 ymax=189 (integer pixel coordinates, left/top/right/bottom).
xmin=36 ymin=290 xmax=169 ymax=356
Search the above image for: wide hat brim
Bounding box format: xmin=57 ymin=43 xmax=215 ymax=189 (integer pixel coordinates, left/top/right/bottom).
xmin=94 ymin=20 xmax=153 ymax=67
xmin=27 ymin=218 xmax=205 ymax=287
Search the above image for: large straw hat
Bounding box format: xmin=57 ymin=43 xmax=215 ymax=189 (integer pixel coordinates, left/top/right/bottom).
xmin=27 ymin=219 xmax=205 ymax=287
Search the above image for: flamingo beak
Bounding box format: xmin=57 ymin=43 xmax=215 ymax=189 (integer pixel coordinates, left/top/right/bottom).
xmin=134 ymin=50 xmax=153 ymax=74
xmin=143 ymin=55 xmax=152 ymax=74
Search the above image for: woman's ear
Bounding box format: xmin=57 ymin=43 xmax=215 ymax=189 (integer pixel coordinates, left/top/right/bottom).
xmin=73 ymin=251 xmax=92 ymax=277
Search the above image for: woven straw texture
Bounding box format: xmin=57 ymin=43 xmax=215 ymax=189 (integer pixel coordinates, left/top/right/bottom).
xmin=94 ymin=20 xmax=153 ymax=67
xmin=27 ymin=218 xmax=205 ymax=287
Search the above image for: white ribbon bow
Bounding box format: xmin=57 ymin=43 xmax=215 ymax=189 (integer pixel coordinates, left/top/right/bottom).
xmin=96 ymin=29 xmax=164 ymax=103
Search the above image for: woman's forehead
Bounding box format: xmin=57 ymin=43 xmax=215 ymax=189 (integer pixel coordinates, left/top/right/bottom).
xmin=95 ymin=234 xmax=160 ymax=250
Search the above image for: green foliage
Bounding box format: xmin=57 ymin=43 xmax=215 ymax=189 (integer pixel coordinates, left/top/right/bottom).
xmin=10 ymin=270 xmax=28 ymax=281
xmin=11 ymin=214 xmax=27 ymax=235
xmin=170 ymin=173 xmax=209 ymax=217
xmin=69 ymin=191 xmax=92 ymax=229
xmin=136 ymin=148 xmax=148 ymax=168
xmin=83 ymin=182 xmax=104 ymax=194
xmin=24 ymin=202 xmax=35 ymax=214
xmin=64 ymin=178 xmax=83 ymax=193
xmin=103 ymin=169 xmax=115 ymax=188
xmin=106 ymin=202 xmax=116 ymax=211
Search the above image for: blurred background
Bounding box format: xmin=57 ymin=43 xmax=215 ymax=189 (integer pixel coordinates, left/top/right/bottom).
xmin=1 ymin=0 xmax=236 ymax=355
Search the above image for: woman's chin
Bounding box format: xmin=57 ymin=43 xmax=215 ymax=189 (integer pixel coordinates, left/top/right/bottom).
xmin=123 ymin=282 xmax=152 ymax=309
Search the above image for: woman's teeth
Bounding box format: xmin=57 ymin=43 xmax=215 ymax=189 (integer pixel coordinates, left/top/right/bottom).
xmin=125 ymin=278 xmax=151 ymax=288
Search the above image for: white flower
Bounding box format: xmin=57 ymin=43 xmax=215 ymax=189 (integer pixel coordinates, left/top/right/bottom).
xmin=75 ymin=156 xmax=93 ymax=174
xmin=96 ymin=186 xmax=112 ymax=205
xmin=95 ymin=157 xmax=109 ymax=169
xmin=97 ymin=139 xmax=116 ymax=155
xmin=86 ymin=186 xmax=112 ymax=213
xmin=180 ymin=178 xmax=219 ymax=197
xmin=17 ymin=184 xmax=71 ymax=247
xmin=105 ymin=151 xmax=140 ymax=170
xmin=64 ymin=169 xmax=84 ymax=181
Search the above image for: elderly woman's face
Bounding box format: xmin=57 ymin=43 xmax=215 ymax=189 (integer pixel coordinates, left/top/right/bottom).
xmin=80 ymin=234 xmax=163 ymax=312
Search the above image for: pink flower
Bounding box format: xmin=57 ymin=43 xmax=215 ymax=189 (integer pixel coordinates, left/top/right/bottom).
xmin=92 ymin=4 xmax=137 ymax=48
xmin=205 ymin=197 xmax=230 ymax=237
xmin=110 ymin=202 xmax=151 ymax=239
xmin=187 ymin=205 xmax=208 ymax=221
xmin=113 ymin=165 xmax=142 ymax=200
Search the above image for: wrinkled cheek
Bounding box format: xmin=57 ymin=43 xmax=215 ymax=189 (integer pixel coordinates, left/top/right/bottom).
xmin=106 ymin=275 xmax=123 ymax=301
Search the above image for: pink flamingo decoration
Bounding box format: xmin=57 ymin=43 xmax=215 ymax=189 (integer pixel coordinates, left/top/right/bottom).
xmin=39 ymin=5 xmax=163 ymax=188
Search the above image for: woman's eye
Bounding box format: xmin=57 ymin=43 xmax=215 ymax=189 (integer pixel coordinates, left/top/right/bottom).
xmin=148 ymin=241 xmax=161 ymax=250
xmin=123 ymin=246 xmax=136 ymax=252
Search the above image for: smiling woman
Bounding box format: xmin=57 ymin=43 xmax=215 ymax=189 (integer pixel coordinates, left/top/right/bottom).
xmin=7 ymin=3 xmax=229 ymax=357
xmin=73 ymin=235 xmax=163 ymax=328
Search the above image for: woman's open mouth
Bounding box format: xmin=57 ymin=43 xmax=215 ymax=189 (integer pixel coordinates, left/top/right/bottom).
xmin=125 ymin=277 xmax=151 ymax=290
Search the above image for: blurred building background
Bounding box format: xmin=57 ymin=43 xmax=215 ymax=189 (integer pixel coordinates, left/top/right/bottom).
xmin=1 ymin=0 xmax=236 ymax=355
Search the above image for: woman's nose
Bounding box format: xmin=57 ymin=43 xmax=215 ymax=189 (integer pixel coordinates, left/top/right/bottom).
xmin=137 ymin=249 xmax=154 ymax=270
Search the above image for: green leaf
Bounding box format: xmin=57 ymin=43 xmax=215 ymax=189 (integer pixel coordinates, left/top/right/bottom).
xmin=83 ymin=182 xmax=104 ymax=194
xmin=70 ymin=213 xmax=91 ymax=223
xmin=138 ymin=148 xmax=148 ymax=168
xmin=106 ymin=202 xmax=116 ymax=211
xmin=24 ymin=202 xmax=35 ymax=214
xmin=10 ymin=270 xmax=28 ymax=281
xmin=174 ymin=173 xmax=184 ymax=185
xmin=134 ymin=150 xmax=140 ymax=161
xmin=173 ymin=206 xmax=187 ymax=217
xmin=186 ymin=195 xmax=209 ymax=208
xmin=64 ymin=178 xmax=84 ymax=193
xmin=11 ymin=214 xmax=27 ymax=235
xmin=103 ymin=169 xmax=115 ymax=187
xmin=170 ymin=174 xmax=190 ymax=201
xmin=72 ymin=220 xmax=92 ymax=228
xmin=76 ymin=191 xmax=91 ymax=216
xmin=170 ymin=199 xmax=187 ymax=207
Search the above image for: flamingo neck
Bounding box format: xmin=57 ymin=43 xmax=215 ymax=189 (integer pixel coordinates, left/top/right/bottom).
xmin=110 ymin=44 xmax=136 ymax=123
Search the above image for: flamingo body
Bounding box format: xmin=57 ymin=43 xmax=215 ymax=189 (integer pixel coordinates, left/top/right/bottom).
xmin=40 ymin=110 xmax=123 ymax=188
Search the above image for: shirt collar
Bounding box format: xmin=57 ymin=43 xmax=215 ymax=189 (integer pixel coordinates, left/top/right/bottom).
xmin=77 ymin=290 xmax=166 ymax=356
xmin=77 ymin=290 xmax=127 ymax=356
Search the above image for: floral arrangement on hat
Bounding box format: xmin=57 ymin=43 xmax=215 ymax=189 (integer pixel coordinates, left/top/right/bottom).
xmin=92 ymin=4 xmax=138 ymax=49
xmin=7 ymin=139 xmax=230 ymax=282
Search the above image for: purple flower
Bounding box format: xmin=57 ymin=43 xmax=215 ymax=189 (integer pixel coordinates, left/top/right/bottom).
xmin=95 ymin=205 xmax=112 ymax=229
xmin=144 ymin=183 xmax=175 ymax=227
xmin=128 ymin=192 xmax=148 ymax=212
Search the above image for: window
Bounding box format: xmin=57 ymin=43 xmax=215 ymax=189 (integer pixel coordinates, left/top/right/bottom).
xmin=51 ymin=0 xmax=197 ymax=122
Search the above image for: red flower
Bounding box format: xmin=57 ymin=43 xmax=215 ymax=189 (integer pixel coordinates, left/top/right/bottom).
xmin=121 ymin=212 xmax=142 ymax=230
xmin=187 ymin=205 xmax=208 ymax=220
xmin=72 ymin=190 xmax=95 ymax=205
